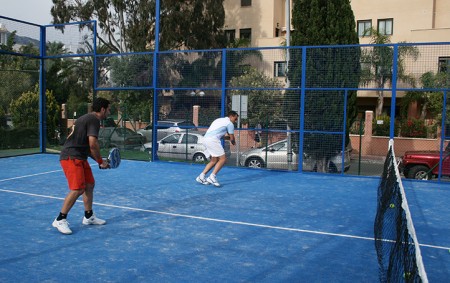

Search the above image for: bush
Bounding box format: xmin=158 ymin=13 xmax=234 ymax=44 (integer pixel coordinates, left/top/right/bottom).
xmin=400 ymin=118 xmax=427 ymax=138
xmin=372 ymin=115 xmax=399 ymax=136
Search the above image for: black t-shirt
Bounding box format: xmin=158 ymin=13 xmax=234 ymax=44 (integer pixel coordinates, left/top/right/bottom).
xmin=60 ymin=113 xmax=100 ymax=160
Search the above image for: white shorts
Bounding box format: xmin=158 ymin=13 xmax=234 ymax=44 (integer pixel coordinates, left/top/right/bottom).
xmin=202 ymin=137 xmax=225 ymax=158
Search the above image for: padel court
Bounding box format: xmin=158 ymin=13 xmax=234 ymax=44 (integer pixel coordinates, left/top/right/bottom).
xmin=0 ymin=154 xmax=449 ymax=282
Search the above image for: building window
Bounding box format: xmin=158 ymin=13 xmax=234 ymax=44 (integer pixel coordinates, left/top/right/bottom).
xmin=240 ymin=28 xmax=252 ymax=41
xmin=225 ymin=29 xmax=235 ymax=44
xmin=241 ymin=0 xmax=251 ymax=7
xmin=438 ymin=57 xmax=450 ymax=74
xmin=274 ymin=61 xmax=287 ymax=77
xmin=378 ymin=18 xmax=393 ymax=35
xmin=357 ymin=20 xmax=372 ymax=37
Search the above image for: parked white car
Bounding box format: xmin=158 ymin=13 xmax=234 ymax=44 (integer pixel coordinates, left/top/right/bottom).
xmin=142 ymin=132 xmax=230 ymax=162
xmin=239 ymin=139 xmax=351 ymax=172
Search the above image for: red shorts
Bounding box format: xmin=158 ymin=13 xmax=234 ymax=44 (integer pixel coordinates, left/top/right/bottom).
xmin=60 ymin=159 xmax=95 ymax=190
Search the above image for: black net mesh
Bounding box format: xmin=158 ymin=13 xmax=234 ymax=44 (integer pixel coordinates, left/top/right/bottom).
xmin=374 ymin=140 xmax=428 ymax=283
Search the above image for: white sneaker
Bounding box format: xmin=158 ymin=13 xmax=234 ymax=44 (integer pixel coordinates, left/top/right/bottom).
xmin=52 ymin=218 xmax=72 ymax=235
xmin=206 ymin=175 xmax=220 ymax=187
xmin=82 ymin=214 xmax=106 ymax=225
xmin=196 ymin=175 xmax=209 ymax=185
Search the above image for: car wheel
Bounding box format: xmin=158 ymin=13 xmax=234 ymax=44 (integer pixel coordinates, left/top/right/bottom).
xmin=193 ymin=153 xmax=207 ymax=163
xmin=327 ymin=162 xmax=338 ymax=173
xmin=407 ymin=165 xmax=431 ymax=180
xmin=245 ymin=157 xmax=265 ymax=168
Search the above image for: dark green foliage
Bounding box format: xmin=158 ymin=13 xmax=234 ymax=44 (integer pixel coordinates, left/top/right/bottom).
xmin=51 ymin=0 xmax=226 ymax=52
xmin=9 ymin=86 xmax=60 ymax=145
xmin=288 ymin=0 xmax=360 ymax=169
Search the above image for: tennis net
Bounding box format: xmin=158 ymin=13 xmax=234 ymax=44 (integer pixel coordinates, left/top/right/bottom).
xmin=374 ymin=139 xmax=428 ymax=283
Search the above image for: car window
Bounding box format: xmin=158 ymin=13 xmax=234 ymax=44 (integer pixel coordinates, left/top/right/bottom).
xmin=272 ymin=142 xmax=287 ymax=151
xmin=145 ymin=125 xmax=153 ymax=130
xmin=162 ymin=134 xmax=181 ymax=143
xmin=182 ymin=134 xmax=198 ymax=144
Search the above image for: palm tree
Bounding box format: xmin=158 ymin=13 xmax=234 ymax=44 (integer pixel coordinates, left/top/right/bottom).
xmin=360 ymin=28 xmax=419 ymax=117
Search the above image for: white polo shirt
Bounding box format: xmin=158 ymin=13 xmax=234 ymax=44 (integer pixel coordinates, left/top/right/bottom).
xmin=204 ymin=117 xmax=234 ymax=140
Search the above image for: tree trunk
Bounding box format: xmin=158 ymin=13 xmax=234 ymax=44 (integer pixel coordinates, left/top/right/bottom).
xmin=376 ymin=90 xmax=384 ymax=117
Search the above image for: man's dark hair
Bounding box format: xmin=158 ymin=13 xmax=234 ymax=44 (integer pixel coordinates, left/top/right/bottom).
xmin=228 ymin=110 xmax=238 ymax=117
xmin=92 ymin=97 xmax=110 ymax=112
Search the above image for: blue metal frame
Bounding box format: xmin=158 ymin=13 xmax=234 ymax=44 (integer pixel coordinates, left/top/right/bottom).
xmin=151 ymin=0 xmax=161 ymax=161
xmin=39 ymin=25 xmax=46 ymax=153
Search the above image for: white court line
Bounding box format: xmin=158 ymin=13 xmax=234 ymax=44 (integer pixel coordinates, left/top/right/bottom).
xmin=0 ymin=162 xmax=99 ymax=183
xmin=0 ymin=169 xmax=62 ymax=182
xmin=0 ymin=188 xmax=449 ymax=251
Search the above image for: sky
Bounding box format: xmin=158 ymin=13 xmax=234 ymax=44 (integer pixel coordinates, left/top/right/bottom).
xmin=0 ymin=0 xmax=54 ymax=25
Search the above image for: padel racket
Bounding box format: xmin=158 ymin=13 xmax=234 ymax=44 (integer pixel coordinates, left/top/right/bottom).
xmin=107 ymin=147 xmax=121 ymax=169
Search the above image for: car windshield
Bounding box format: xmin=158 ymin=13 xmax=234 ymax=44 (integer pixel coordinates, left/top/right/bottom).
xmin=268 ymin=142 xmax=287 ymax=151
xmin=115 ymin=128 xmax=137 ymax=137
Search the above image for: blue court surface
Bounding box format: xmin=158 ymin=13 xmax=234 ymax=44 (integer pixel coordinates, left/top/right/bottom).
xmin=0 ymin=154 xmax=449 ymax=282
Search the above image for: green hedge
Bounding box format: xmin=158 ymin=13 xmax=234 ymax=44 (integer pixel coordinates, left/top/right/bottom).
xmin=0 ymin=128 xmax=39 ymax=149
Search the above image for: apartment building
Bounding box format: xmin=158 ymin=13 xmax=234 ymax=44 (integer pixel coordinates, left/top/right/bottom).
xmin=223 ymin=0 xmax=450 ymax=115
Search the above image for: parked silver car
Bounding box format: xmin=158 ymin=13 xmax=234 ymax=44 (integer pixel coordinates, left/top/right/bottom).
xmin=142 ymin=132 xmax=230 ymax=162
xmin=137 ymin=119 xmax=197 ymax=142
xmin=239 ymin=139 xmax=351 ymax=172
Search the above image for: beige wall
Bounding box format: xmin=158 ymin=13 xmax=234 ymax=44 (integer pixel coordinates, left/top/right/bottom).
xmin=350 ymin=0 xmax=450 ymax=43
xmin=225 ymin=0 xmax=450 ymax=45
xmin=224 ymin=0 xmax=288 ymax=47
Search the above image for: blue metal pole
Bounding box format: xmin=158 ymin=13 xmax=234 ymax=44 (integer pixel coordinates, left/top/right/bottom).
xmin=151 ymin=0 xmax=161 ymax=161
xmin=389 ymin=45 xmax=399 ymax=139
xmin=93 ymin=21 xmax=98 ymax=99
xmin=437 ymin=90 xmax=448 ymax=181
xmin=341 ymin=89 xmax=349 ymax=174
xmin=298 ymin=47 xmax=307 ymax=172
xmin=221 ymin=50 xmax=227 ymax=117
xmin=39 ymin=25 xmax=46 ymax=153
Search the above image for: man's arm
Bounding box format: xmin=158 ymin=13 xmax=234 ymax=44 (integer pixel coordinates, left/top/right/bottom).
xmin=89 ymin=136 xmax=108 ymax=168
xmin=228 ymin=134 xmax=236 ymax=145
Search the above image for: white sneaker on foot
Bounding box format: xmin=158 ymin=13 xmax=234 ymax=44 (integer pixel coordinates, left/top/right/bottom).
xmin=206 ymin=175 xmax=220 ymax=187
xmin=82 ymin=214 xmax=106 ymax=225
xmin=52 ymin=218 xmax=72 ymax=235
xmin=196 ymin=175 xmax=209 ymax=185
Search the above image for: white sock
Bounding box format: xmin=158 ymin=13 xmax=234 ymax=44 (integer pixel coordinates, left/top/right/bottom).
xmin=200 ymin=173 xmax=205 ymax=178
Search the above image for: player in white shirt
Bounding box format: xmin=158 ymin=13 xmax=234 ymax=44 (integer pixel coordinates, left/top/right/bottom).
xmin=196 ymin=111 xmax=239 ymax=187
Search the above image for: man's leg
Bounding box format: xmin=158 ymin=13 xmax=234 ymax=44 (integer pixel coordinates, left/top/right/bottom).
xmin=211 ymin=155 xmax=226 ymax=175
xmin=82 ymin=183 xmax=106 ymax=225
xmin=202 ymin=157 xmax=218 ymax=175
xmin=61 ymin=189 xmax=84 ymax=214
xmin=82 ymin=183 xmax=94 ymax=212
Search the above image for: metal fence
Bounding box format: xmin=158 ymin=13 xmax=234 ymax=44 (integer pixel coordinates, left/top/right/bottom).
xmin=1 ymin=16 xmax=450 ymax=182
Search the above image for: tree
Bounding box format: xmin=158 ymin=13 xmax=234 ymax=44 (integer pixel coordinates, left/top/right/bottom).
xmin=401 ymin=71 xmax=450 ymax=124
xmin=360 ymin=28 xmax=419 ymax=117
xmin=0 ymin=32 xmax=39 ymax=117
xmin=228 ymin=68 xmax=284 ymax=128
xmin=50 ymin=0 xmax=226 ymax=53
xmin=288 ymin=0 xmax=361 ymax=172
xmin=9 ymin=85 xmax=60 ymax=143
